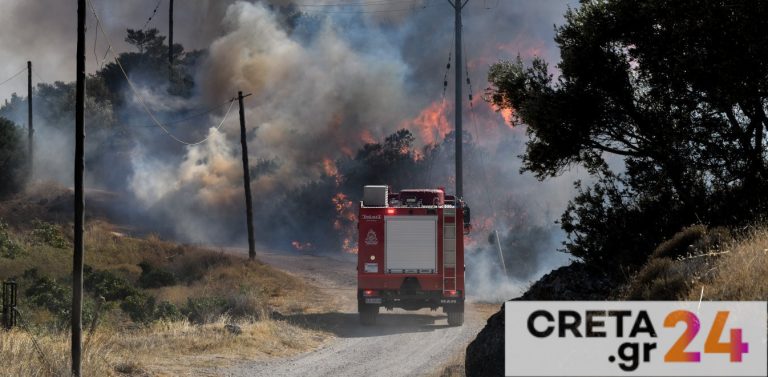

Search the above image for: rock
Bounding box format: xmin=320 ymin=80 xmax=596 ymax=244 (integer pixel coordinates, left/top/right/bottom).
xmin=465 ymin=262 xmax=616 ymax=377
xmin=515 ymin=262 xmax=613 ymax=301
xmin=465 ymin=304 xmax=504 ymax=377
xmin=225 ymin=323 xmax=242 ymax=335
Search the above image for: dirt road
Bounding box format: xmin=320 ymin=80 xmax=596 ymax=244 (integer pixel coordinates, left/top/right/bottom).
xmin=219 ymin=250 xmax=494 ymax=377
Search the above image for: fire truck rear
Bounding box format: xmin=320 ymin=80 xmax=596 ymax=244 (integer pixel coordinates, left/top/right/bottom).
xmin=357 ymin=185 xmax=470 ymax=326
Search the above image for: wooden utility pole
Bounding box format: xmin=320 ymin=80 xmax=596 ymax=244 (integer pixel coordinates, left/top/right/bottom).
xmin=168 ymin=0 xmax=174 ymax=71
xmin=27 ymin=61 xmax=32 ymax=172
xmin=447 ymin=0 xmax=467 ymax=198
xmin=238 ymin=91 xmax=256 ymax=260
xmin=73 ymin=0 xmax=86 ymax=375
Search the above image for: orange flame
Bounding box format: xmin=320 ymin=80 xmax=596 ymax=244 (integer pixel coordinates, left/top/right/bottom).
xmin=464 ymin=215 xmax=495 ymax=250
xmin=332 ymin=192 xmax=357 ymax=222
xmin=322 ymin=158 xmax=343 ymax=186
xmin=496 ymin=36 xmax=546 ymax=59
xmin=291 ymin=240 xmax=314 ymax=251
xmin=360 ymin=130 xmax=376 ymax=144
xmin=500 ymin=108 xmax=514 ymax=128
xmin=342 ymin=238 xmax=356 ymax=254
xmin=401 ymin=100 xmax=451 ymax=145
xmin=332 ymin=192 xmax=358 ymax=254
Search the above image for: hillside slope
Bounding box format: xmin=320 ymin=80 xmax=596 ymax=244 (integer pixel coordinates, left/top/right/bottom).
xmin=464 ymin=225 xmax=768 ymax=377
xmin=0 ymin=184 xmax=335 ymax=376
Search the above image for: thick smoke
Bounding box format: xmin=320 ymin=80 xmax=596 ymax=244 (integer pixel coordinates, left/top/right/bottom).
xmin=1 ymin=0 xmax=583 ymax=302
xmin=197 ymin=2 xmax=412 ymax=188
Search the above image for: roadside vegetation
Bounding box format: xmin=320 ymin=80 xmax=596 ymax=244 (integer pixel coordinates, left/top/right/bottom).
xmin=621 ymin=224 xmax=768 ymax=302
xmin=0 ymin=190 xmax=333 ymax=376
xmin=432 ymin=350 xmax=466 ymax=377
xmin=486 ymin=0 xmax=768 ymax=285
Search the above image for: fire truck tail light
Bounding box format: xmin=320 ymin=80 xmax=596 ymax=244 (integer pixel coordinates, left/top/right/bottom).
xmin=446 ymin=290 xmax=460 ymax=297
xmin=386 ymin=208 xmax=395 ymax=215
xmin=363 ymin=289 xmax=377 ymax=297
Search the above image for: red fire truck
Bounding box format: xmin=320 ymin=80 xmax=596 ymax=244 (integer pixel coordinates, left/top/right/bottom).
xmin=357 ymin=185 xmax=470 ymax=326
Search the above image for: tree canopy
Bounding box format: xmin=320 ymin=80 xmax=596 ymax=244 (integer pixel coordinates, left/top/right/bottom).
xmin=0 ymin=117 xmax=26 ymax=197
xmin=487 ymin=0 xmax=768 ymax=271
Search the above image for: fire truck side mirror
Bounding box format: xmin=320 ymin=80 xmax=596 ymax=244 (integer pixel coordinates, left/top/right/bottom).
xmin=462 ymin=206 xmax=471 ymax=234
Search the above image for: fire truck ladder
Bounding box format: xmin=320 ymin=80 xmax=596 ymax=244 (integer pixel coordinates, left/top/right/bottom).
xmin=442 ymin=207 xmax=457 ymax=293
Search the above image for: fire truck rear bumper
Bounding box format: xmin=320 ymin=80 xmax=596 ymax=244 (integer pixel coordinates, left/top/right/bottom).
xmin=357 ymin=290 xmax=464 ymax=312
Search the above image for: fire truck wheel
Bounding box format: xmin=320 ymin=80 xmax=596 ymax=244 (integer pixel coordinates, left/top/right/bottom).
xmin=359 ymin=307 xmax=379 ymax=326
xmin=447 ymin=311 xmax=464 ymax=326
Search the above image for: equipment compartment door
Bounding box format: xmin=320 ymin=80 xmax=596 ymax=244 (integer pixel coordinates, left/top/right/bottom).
xmin=384 ymin=216 xmax=437 ymax=274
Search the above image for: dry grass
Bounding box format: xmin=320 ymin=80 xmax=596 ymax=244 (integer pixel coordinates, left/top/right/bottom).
xmin=0 ymin=328 xmax=115 ymax=377
xmin=624 ymin=258 xmax=689 ymax=300
xmin=0 ymin=185 xmax=336 ymax=376
xmin=0 ymin=315 xmax=330 ymax=376
xmin=685 ymin=226 xmax=768 ymax=301
xmin=621 ymin=224 xmax=768 ymax=301
xmin=119 ymin=316 xmax=329 ymax=375
xmin=427 ymin=350 xmax=465 ymax=377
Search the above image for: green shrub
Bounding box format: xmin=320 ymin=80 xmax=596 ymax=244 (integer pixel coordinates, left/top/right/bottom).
xmin=120 ymin=294 xmax=184 ymax=323
xmin=25 ymin=276 xmax=69 ymax=314
xmin=625 ymin=258 xmax=689 ymax=300
xmin=154 ymin=301 xmax=183 ymax=321
xmin=175 ymin=251 xmax=232 ymax=283
xmin=183 ymin=296 xmax=228 ymax=324
xmin=84 ymin=265 xmax=138 ymax=301
xmin=25 ymin=275 xmax=95 ymax=327
xmin=226 ymin=288 xmax=268 ymax=318
xmin=0 ymin=221 xmax=24 ymax=259
xmin=137 ymin=261 xmax=177 ymax=288
xmin=120 ymin=294 xmax=157 ymax=324
xmin=30 ymin=220 xmax=68 ymax=248
xmin=560 ymin=174 xmax=683 ymax=274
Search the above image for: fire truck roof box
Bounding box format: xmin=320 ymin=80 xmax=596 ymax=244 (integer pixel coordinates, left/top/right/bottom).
xmin=363 ymin=185 xmax=388 ymax=207
xmin=399 ymin=189 xmax=445 ymax=206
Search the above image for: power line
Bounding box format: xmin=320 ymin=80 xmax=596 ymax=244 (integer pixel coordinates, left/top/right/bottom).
xmin=13 ymin=309 xmax=57 ymax=375
xmin=142 ymin=0 xmax=163 ymax=30
xmin=293 ymin=0 xmax=424 ymax=7
xmin=442 ymin=46 xmax=452 ymax=100
xmin=134 ymin=99 xmax=235 ymax=128
xmin=463 ymin=36 xmax=497 ymax=221
xmin=297 ymin=3 xmax=434 ymax=13
xmin=32 ymin=70 xmax=47 ymax=86
xmin=135 ymin=98 xmax=236 ymax=142
xmin=0 ymin=67 xmax=27 ymax=88
xmin=87 ymin=0 xmax=238 ymax=146
xmin=427 ymin=43 xmax=454 ymax=187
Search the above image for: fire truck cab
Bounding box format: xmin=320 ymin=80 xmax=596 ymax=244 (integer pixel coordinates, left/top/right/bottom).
xmin=357 ymin=185 xmax=470 ymax=326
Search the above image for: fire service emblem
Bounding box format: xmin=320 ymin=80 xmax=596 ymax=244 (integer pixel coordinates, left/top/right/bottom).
xmin=365 ymin=229 xmax=378 ymax=245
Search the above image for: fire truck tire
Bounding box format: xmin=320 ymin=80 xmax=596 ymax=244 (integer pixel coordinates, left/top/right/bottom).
xmin=447 ymin=311 xmax=464 ymax=326
xmin=359 ymin=307 xmax=379 ymax=326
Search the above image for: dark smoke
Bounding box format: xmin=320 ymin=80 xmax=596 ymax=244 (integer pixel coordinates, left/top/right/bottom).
xmin=0 ymin=0 xmax=583 ymax=302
